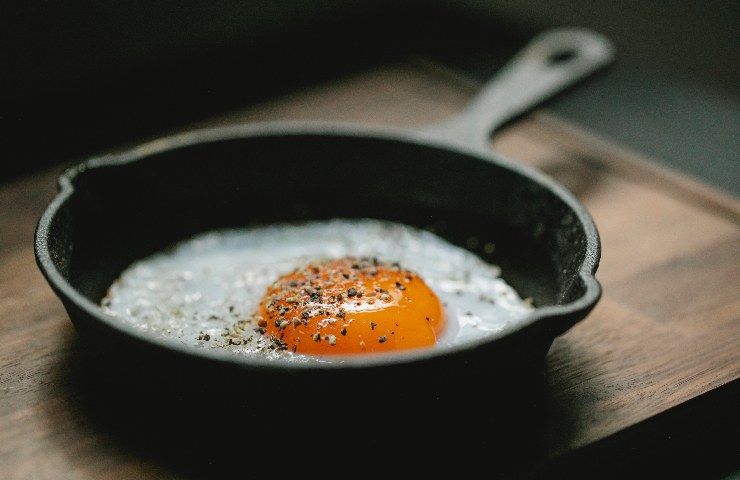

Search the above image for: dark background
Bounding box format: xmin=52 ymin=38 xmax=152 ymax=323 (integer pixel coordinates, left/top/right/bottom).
xmin=3 ymin=1 xmax=738 ymax=193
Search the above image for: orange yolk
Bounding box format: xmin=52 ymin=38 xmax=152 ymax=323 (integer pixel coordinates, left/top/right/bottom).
xmin=258 ymin=257 xmax=444 ymax=355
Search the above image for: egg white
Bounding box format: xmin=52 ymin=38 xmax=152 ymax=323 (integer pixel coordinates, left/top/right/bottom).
xmin=101 ymin=219 xmax=534 ymax=362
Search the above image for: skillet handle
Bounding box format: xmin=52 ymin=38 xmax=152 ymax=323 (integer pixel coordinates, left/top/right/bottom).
xmin=423 ymin=28 xmax=614 ymax=149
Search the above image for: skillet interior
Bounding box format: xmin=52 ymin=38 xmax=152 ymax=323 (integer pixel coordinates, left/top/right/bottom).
xmin=39 ymin=128 xmax=599 ymax=375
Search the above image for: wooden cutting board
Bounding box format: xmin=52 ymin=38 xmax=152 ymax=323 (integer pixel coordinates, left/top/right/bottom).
xmin=1 ymin=59 xmax=738 ymax=478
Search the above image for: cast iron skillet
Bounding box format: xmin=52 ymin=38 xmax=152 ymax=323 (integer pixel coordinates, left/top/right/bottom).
xmin=35 ymin=29 xmax=610 ymax=383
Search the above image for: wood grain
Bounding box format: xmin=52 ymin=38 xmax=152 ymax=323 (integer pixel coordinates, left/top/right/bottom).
xmin=1 ymin=59 xmax=738 ymax=478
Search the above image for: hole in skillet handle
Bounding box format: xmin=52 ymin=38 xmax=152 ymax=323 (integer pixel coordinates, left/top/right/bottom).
xmin=547 ymin=49 xmax=577 ymax=65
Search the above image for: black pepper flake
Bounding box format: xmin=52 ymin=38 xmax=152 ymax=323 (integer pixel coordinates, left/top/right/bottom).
xmin=254 ymin=327 xmax=266 ymax=334
xmin=370 ymin=322 xmax=377 ymax=330
xmin=347 ymin=287 xmax=357 ymax=297
xmin=272 ymin=338 xmax=288 ymax=350
xmin=395 ymin=281 xmax=406 ymax=291
xmin=378 ymin=335 xmax=387 ymax=343
xmin=340 ymin=327 xmax=347 ymax=336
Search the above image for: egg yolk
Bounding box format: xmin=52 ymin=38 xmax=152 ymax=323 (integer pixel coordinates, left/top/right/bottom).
xmin=258 ymin=257 xmax=444 ymax=355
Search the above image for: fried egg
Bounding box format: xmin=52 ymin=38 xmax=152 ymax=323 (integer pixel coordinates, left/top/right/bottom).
xmin=101 ymin=219 xmax=534 ymax=362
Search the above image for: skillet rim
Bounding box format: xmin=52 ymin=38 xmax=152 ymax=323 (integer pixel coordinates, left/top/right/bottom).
xmin=34 ymin=121 xmax=602 ymax=371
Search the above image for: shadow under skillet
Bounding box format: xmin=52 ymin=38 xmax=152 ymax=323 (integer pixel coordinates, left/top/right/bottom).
xmin=47 ymin=334 xmax=554 ymax=477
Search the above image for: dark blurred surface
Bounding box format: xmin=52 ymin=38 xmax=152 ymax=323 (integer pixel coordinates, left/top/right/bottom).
xmin=1 ymin=1 xmax=398 ymax=178
xmin=448 ymin=0 xmax=739 ymax=92
xmin=3 ymin=1 xmax=738 ymax=193
xmin=442 ymin=0 xmax=740 ymax=194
